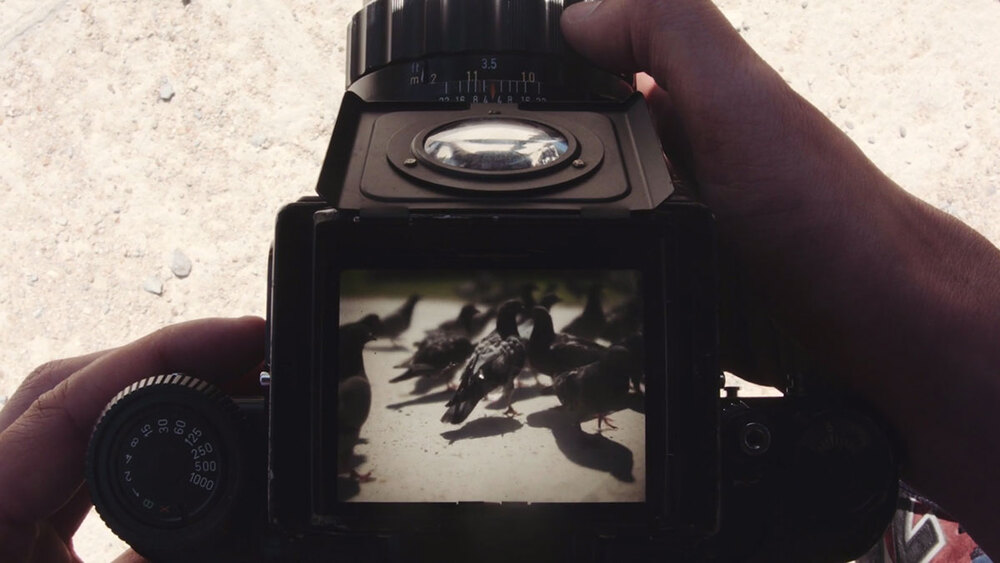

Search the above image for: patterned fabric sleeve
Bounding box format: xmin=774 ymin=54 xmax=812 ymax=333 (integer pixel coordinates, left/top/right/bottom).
xmin=857 ymin=486 xmax=990 ymax=563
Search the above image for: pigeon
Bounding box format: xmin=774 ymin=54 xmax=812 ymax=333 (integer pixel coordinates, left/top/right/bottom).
xmin=455 ymin=271 xmax=501 ymax=303
xmin=539 ymin=292 xmax=561 ymax=310
xmin=518 ymin=282 xmax=538 ymax=311
xmin=526 ymin=306 xmax=607 ymax=378
xmin=374 ymin=294 xmax=421 ymax=344
xmin=338 ymin=319 xmax=377 ymax=481
xmin=465 ymin=304 xmax=497 ymax=338
xmin=517 ymin=292 xmax=561 ymax=339
xmin=561 ymin=284 xmax=607 ymax=341
xmin=619 ymin=332 xmax=645 ymax=394
xmin=355 ymin=313 xmax=382 ymax=334
xmin=563 ymin=277 xmax=590 ymax=300
xmin=427 ymin=303 xmax=481 ymax=337
xmin=391 ymin=331 xmax=475 ymax=383
xmin=460 ymin=277 xmax=535 ymax=307
xmin=441 ymin=300 xmax=526 ymax=424
xmin=552 ymin=345 xmax=634 ymax=431
xmin=601 ymin=295 xmax=643 ymax=343
xmin=541 ymin=281 xmax=559 ymax=297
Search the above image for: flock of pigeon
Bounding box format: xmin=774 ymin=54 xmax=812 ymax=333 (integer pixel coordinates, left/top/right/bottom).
xmin=336 ymin=282 xmax=645 ymax=481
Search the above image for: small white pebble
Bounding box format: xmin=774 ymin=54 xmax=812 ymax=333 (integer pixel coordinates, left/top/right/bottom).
xmin=171 ymin=249 xmax=193 ymax=278
xmin=143 ymin=276 xmax=164 ymax=295
xmin=159 ymin=79 xmax=175 ymax=102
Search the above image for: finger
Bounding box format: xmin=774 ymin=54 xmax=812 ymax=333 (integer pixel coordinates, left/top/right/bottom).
xmin=25 ymin=522 xmax=77 ymax=563
xmin=560 ymin=0 xmax=905 ymax=301
xmin=635 ymin=72 xmax=694 ymax=182
xmin=112 ymin=549 xmax=149 ymax=563
xmin=561 ymin=0 xmax=776 ymax=112
xmin=633 ymin=71 xmax=656 ymax=96
xmin=0 ymin=349 xmax=111 ymax=432
xmin=561 ymin=0 xmax=851 ymax=211
xmin=218 ymin=360 xmax=268 ymax=397
xmin=49 ymin=484 xmax=91 ymax=545
xmin=0 ymin=316 xmax=265 ymax=532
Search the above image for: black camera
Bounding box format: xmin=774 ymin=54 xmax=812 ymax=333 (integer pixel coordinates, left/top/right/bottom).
xmin=85 ymin=1 xmax=899 ymax=561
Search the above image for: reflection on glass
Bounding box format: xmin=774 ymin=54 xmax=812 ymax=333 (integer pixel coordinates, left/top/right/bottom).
xmin=423 ymin=119 xmax=569 ymax=171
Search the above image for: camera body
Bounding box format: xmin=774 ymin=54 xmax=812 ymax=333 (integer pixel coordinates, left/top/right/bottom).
xmin=85 ymin=1 xmax=899 ymax=561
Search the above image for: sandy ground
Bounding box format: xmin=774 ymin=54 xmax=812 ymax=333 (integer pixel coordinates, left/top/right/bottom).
xmin=1 ymin=0 xmax=999 ymax=560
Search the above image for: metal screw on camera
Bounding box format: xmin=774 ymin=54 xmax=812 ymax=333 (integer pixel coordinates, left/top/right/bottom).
xmin=572 ymin=159 xmax=586 ymax=168
xmin=403 ymin=158 xmax=418 ymax=167
xmin=740 ymin=422 xmax=772 ymax=455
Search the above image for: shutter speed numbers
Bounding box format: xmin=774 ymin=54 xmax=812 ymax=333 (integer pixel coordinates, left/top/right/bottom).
xmin=113 ymin=408 xmax=224 ymax=526
xmin=407 ymin=55 xmax=549 ymax=104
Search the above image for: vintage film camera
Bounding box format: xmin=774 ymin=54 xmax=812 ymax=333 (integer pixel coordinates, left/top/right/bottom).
xmin=84 ymin=0 xmax=900 ymax=561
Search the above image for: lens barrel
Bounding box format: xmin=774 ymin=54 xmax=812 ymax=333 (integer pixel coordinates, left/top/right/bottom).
xmin=345 ymin=0 xmax=632 ymax=102
xmin=348 ymin=0 xmax=578 ymax=84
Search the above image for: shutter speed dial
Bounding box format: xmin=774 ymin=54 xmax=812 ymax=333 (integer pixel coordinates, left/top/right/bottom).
xmin=86 ymin=374 xmax=244 ymax=551
xmin=111 ymin=403 xmax=223 ymax=527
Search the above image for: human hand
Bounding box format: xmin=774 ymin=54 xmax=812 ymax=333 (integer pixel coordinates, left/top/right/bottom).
xmin=562 ymin=0 xmax=1000 ymax=554
xmin=0 ymin=316 xmax=265 ymax=563
xmin=562 ymin=0 xmax=976 ymax=376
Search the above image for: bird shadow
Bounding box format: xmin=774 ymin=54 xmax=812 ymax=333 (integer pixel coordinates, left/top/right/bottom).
xmin=386 ymin=388 xmax=453 ymax=410
xmin=368 ymin=341 xmax=410 ymax=352
xmin=410 ymin=373 xmax=458 ymax=396
xmin=386 ymin=372 xmax=453 ymax=395
xmin=440 ymin=416 xmax=523 ymax=444
xmin=336 ymin=476 xmax=361 ymax=501
xmin=525 ymin=406 xmax=635 ymax=483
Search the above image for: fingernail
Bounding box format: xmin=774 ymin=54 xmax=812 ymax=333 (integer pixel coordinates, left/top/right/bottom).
xmin=563 ymin=0 xmax=603 ymax=23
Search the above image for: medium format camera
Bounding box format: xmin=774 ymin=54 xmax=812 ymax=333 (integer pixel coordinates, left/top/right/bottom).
xmin=85 ymin=1 xmax=900 ymax=561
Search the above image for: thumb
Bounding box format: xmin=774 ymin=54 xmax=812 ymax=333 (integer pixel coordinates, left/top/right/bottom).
xmin=560 ymin=0 xmax=778 ymax=106
xmin=112 ymin=549 xmax=150 ymax=563
xmin=559 ymin=0 xmax=931 ymax=388
xmin=561 ymin=0 xmax=745 ymax=76
xmin=560 ymin=0 xmax=826 ymax=207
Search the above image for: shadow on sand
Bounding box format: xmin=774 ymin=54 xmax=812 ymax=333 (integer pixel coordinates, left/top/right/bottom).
xmin=408 ymin=373 xmax=455 ymax=396
xmin=526 ymin=406 xmax=635 ymax=483
xmin=440 ymin=416 xmax=523 ymax=444
xmin=385 ymin=388 xmax=453 ymax=410
xmin=368 ymin=341 xmax=409 ymax=352
xmin=336 ymin=476 xmax=361 ymax=501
